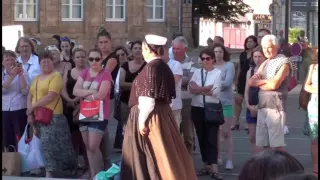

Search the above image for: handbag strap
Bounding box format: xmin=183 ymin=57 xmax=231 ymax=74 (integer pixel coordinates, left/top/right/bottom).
xmin=201 ymin=68 xmax=208 ymax=105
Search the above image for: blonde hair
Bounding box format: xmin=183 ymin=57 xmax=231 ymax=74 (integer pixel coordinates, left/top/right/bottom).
xmin=45 ymin=45 xmax=60 ymax=53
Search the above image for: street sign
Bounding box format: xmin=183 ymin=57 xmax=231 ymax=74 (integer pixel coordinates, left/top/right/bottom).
xmin=291 ymin=56 xmax=302 ymax=62
xmin=290 ymin=42 xmax=303 ymax=56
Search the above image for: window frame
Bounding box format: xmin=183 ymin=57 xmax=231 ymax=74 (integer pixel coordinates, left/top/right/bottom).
xmin=14 ymin=0 xmax=39 ymax=21
xmin=146 ymin=0 xmax=165 ymax=22
xmin=61 ymin=0 xmax=84 ymax=22
xmin=105 ymin=0 xmax=126 ymax=21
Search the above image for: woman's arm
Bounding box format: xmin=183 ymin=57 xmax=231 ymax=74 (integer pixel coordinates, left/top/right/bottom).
xmin=234 ymin=59 xmax=241 ymax=87
xmin=85 ymin=80 xmax=112 ymax=101
xmin=32 ymin=91 xmax=60 ymax=109
xmin=105 ymin=58 xmax=118 ymax=72
xmin=221 ymin=63 xmax=235 ymax=89
xmin=203 ymin=71 xmax=222 ymax=98
xmin=73 ymin=76 xmax=96 ymax=98
xmin=2 ymin=75 xmax=15 ymax=92
xmin=63 ymin=62 xmax=72 ymax=78
xmin=244 ymin=69 xmax=251 ymax=107
xmin=119 ymin=68 xmax=132 ymax=90
xmin=19 ymin=71 xmax=29 ymax=95
xmin=304 ymin=64 xmax=318 ymax=94
xmin=27 ymin=93 xmax=33 ymax=109
xmin=247 ymin=61 xmax=267 ymax=87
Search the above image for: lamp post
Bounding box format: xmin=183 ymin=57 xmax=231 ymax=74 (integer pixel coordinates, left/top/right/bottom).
xmin=284 ymin=0 xmax=290 ymax=43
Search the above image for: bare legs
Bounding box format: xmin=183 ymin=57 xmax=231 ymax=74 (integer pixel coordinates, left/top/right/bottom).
xmin=82 ymin=131 xmax=105 ymax=179
xmin=220 ymin=117 xmax=234 ymax=169
xmin=233 ymin=95 xmax=243 ymax=130
xmin=248 ymin=123 xmax=259 ymax=155
xmin=311 ymin=139 xmax=318 ymax=177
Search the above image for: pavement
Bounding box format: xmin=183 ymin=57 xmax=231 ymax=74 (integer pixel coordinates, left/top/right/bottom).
xmin=3 ymin=49 xmax=311 ymax=179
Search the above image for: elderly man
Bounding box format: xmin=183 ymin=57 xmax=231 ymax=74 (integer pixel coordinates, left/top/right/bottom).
xmin=168 ymin=32 xmax=184 ymax=60
xmin=172 ymin=36 xmax=200 ymax=158
xmin=248 ymin=35 xmax=292 ymax=151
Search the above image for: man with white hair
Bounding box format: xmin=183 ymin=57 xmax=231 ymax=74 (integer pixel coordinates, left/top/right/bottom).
xmin=248 ymin=35 xmax=292 ymax=151
xmin=172 ymin=36 xmax=200 ymax=158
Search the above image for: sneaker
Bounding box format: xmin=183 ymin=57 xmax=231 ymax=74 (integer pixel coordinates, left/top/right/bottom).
xmin=30 ymin=168 xmax=42 ymax=175
xmin=225 ymin=160 xmax=233 ymax=170
xmin=284 ymin=125 xmax=289 ymax=135
xmin=218 ymin=158 xmax=223 ymax=166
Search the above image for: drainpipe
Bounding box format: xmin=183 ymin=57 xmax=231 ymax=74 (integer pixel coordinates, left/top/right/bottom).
xmin=178 ymin=0 xmax=182 ymax=32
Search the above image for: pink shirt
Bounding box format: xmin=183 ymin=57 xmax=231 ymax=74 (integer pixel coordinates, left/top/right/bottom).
xmin=80 ymin=68 xmax=113 ymax=120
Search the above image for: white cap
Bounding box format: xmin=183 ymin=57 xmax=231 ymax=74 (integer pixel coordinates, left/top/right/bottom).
xmin=145 ymin=34 xmax=167 ymax=46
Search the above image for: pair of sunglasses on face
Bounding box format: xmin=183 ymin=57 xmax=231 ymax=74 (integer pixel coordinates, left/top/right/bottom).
xmin=88 ymin=57 xmax=101 ymax=62
xmin=200 ymin=57 xmax=212 ymax=61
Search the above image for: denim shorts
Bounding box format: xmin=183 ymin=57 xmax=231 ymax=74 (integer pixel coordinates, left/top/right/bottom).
xmin=79 ymin=120 xmax=108 ymax=134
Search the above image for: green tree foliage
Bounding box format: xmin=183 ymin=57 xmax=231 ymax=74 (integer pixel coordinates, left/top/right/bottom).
xmin=288 ymin=27 xmax=302 ymax=44
xmin=193 ymin=0 xmax=251 ymax=22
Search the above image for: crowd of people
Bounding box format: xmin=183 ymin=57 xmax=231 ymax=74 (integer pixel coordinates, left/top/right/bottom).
xmin=1 ymin=27 xmax=318 ymax=180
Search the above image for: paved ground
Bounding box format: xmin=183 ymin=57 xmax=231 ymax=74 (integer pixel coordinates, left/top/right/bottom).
xmin=3 ymin=49 xmax=311 ymax=179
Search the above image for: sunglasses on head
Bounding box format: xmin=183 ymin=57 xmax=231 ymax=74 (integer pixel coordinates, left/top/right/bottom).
xmin=88 ymin=57 xmax=101 ymax=62
xmin=200 ymin=57 xmax=212 ymax=61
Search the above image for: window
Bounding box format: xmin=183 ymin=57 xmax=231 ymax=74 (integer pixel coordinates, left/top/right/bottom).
xmin=62 ymin=0 xmax=83 ymax=21
xmin=14 ymin=0 xmax=38 ymax=21
xmin=106 ymin=0 xmax=126 ymax=21
xmin=146 ymin=0 xmax=165 ymax=21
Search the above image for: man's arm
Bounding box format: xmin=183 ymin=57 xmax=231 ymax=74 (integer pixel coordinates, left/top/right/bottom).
xmin=247 ymin=61 xmax=267 ymax=87
xmin=260 ymin=64 xmax=290 ymax=91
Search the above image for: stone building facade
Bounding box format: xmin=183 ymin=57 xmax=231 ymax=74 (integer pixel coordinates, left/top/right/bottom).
xmin=2 ymin=0 xmax=193 ymax=50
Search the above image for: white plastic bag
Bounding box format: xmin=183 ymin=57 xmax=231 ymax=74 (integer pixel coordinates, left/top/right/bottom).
xmin=18 ymin=125 xmax=45 ymax=173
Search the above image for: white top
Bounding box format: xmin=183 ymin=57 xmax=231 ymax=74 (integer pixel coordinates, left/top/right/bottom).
xmin=189 ymin=68 xmax=222 ymax=107
xmin=17 ymin=54 xmax=41 ymax=85
xmin=167 ymin=59 xmax=183 ymax=110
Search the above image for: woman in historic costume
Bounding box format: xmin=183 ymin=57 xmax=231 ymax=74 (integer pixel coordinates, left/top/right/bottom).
xmin=120 ymin=34 xmax=197 ymax=180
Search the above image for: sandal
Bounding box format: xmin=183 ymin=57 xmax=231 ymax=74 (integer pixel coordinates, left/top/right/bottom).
xmin=210 ymin=172 xmax=223 ymax=180
xmin=196 ymin=168 xmax=210 ymax=176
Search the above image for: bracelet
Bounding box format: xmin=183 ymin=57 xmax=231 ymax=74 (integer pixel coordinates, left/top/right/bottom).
xmin=91 ymin=94 xmax=95 ymax=100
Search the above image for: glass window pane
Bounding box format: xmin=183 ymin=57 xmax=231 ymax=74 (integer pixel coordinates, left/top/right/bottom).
xmin=155 ymin=7 xmax=163 ymax=19
xmin=72 ymin=0 xmax=82 ymax=5
xmin=14 ymin=4 xmax=24 ymax=18
xmin=147 ymin=7 xmax=153 ymax=19
xmin=62 ymin=0 xmax=70 ymax=4
xmin=26 ymin=4 xmax=36 ymax=18
xmin=115 ymin=0 xmax=124 ymax=5
xmin=72 ymin=5 xmax=82 ymax=18
xmin=115 ymin=6 xmax=123 ymax=18
xmin=62 ymin=5 xmax=70 ymax=18
xmin=147 ymin=0 xmax=153 ymax=6
xmin=106 ymin=0 xmax=113 ymax=5
xmin=155 ymin=0 xmax=163 ymax=6
xmin=291 ymin=11 xmax=307 ymax=31
xmin=106 ymin=6 xmax=113 ymax=18
xmin=26 ymin=0 xmax=36 ymax=4
xmin=15 ymin=0 xmax=23 ymax=3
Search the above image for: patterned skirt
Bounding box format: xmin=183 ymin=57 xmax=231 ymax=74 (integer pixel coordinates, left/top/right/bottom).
xmin=120 ymin=103 xmax=197 ymax=180
xmin=36 ymin=114 xmax=77 ymax=172
xmin=304 ymin=96 xmax=318 ymax=141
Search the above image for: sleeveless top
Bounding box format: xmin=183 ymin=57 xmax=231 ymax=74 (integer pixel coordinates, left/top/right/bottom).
xmin=258 ymin=54 xmax=292 ymax=111
xmin=102 ymin=52 xmax=119 ymax=99
xmin=66 ymin=70 xmax=77 ymax=99
xmin=120 ymin=61 xmax=146 ymax=104
xmin=248 ymin=68 xmax=259 ymax=105
xmin=238 ymin=52 xmax=251 ymax=87
xmin=128 ymin=59 xmax=176 ymax=107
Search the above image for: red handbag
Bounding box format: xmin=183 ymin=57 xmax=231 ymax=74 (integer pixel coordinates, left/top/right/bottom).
xmin=33 ymin=77 xmax=60 ymax=126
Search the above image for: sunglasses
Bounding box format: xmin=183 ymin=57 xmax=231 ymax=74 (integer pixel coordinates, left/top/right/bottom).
xmin=200 ymin=57 xmax=212 ymax=61
xmin=88 ymin=57 xmax=101 ymax=62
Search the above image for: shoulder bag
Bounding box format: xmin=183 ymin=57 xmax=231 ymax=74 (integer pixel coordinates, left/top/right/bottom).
xmin=201 ymin=68 xmax=225 ymax=125
xmin=34 ymin=76 xmax=60 ymax=126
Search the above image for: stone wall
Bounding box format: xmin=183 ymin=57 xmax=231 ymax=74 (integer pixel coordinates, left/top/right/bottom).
xmin=2 ymin=0 xmax=194 ymax=50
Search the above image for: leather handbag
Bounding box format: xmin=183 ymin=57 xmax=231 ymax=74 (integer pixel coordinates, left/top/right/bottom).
xmin=299 ymin=64 xmax=314 ymax=110
xmin=201 ymin=68 xmax=225 ymax=125
xmin=34 ymin=76 xmax=60 ymax=126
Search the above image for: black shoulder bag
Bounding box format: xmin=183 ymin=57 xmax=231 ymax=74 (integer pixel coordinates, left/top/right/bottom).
xmin=201 ymin=68 xmax=225 ymax=125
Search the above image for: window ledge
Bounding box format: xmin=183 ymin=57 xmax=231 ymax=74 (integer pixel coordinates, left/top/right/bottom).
xmin=146 ymin=19 xmax=165 ymax=22
xmin=105 ymin=18 xmax=126 ymax=22
xmin=61 ymin=18 xmax=83 ymax=22
xmin=14 ymin=18 xmax=38 ymax=22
